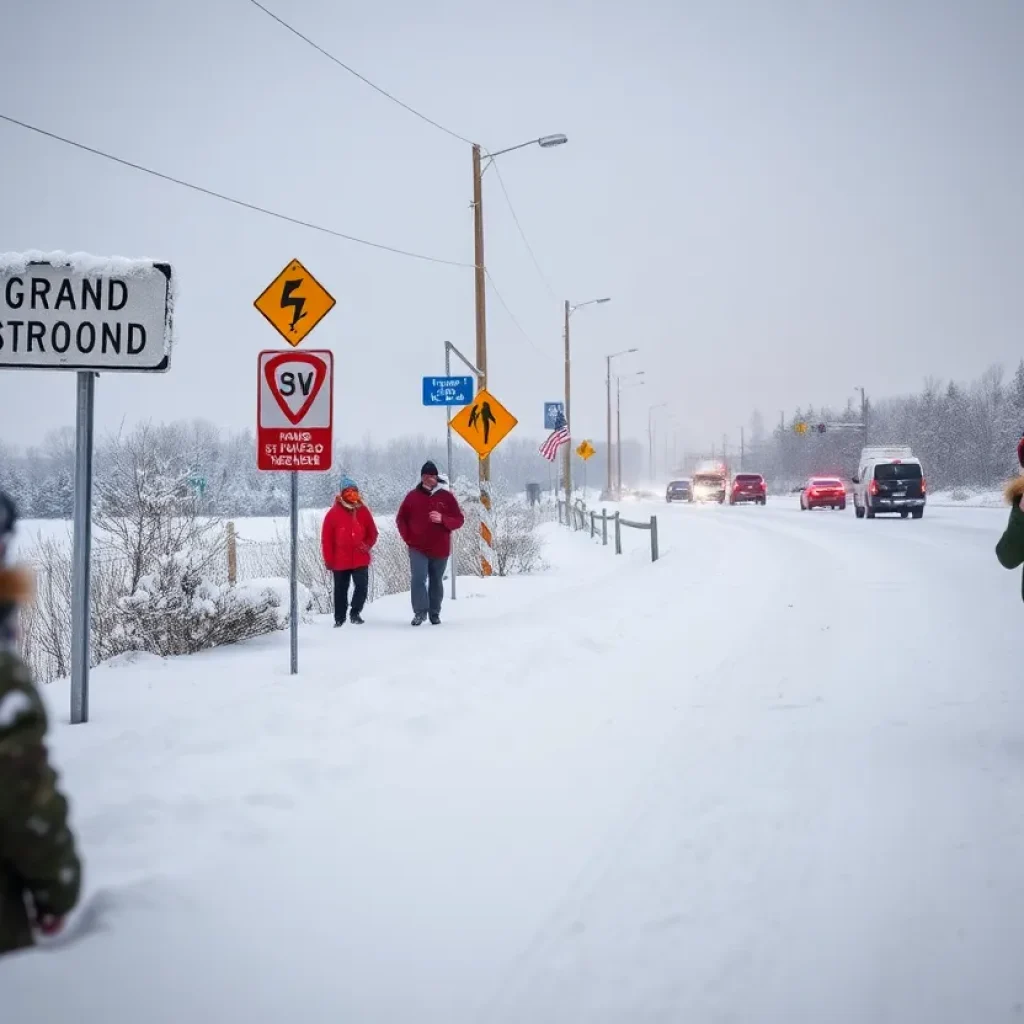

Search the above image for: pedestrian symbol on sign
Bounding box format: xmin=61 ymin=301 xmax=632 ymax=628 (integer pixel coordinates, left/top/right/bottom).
xmin=467 ymin=401 xmax=497 ymax=445
xmin=449 ymin=389 xmax=518 ymax=459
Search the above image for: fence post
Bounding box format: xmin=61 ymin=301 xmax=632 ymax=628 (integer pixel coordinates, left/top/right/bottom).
xmin=614 ymin=512 xmax=622 ymax=555
xmin=227 ymin=520 xmax=237 ymax=584
xmin=590 ymin=510 xmax=596 ymax=538
xmin=650 ymin=515 xmax=659 ymax=562
xmin=602 ymin=509 xmax=608 ymax=546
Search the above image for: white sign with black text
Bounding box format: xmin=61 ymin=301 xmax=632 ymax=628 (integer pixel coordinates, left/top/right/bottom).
xmin=0 ymin=252 xmax=174 ymax=372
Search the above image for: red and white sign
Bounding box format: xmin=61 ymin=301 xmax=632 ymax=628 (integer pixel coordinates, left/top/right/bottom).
xmin=257 ymin=349 xmax=333 ymax=471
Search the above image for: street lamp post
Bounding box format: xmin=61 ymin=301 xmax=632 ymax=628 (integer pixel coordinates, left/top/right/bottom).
xmin=616 ymin=372 xmax=645 ymax=495
xmin=605 ymin=348 xmax=639 ymax=497
xmin=470 ymin=133 xmax=567 ymax=575
xmin=648 ymin=402 xmax=668 ymax=481
xmin=856 ymin=385 xmax=868 ymax=443
xmin=564 ymin=296 xmax=610 ymax=511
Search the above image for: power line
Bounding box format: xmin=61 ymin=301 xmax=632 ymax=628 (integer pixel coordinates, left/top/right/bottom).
xmin=485 ymin=270 xmax=556 ymax=363
xmin=246 ymin=0 xmax=475 ymax=147
xmin=0 ymin=113 xmax=473 ymax=269
xmin=491 ymin=161 xmax=560 ymax=303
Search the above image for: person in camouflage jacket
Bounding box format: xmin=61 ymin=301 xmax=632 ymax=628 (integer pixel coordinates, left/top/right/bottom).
xmin=0 ymin=492 xmax=81 ymax=955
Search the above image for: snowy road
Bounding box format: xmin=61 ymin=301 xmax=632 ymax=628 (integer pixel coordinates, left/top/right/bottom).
xmin=5 ymin=501 xmax=1024 ymax=1023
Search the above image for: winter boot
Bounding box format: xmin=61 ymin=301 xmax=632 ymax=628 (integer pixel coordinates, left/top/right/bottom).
xmin=349 ymin=612 xmax=365 ymax=625
xmin=333 ymin=618 xmax=345 ymax=628
xmin=411 ymin=612 xmax=427 ymax=627
xmin=429 ymin=613 xmax=441 ymax=626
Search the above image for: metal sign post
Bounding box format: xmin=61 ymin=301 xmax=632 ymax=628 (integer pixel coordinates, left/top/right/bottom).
xmin=0 ymin=253 xmax=174 ymax=725
xmin=70 ymin=371 xmax=96 ymax=724
xmin=442 ymin=341 xmax=484 ymax=600
xmin=445 ymin=344 xmax=456 ymax=601
xmin=290 ymin=470 xmax=299 ymax=675
xmin=256 ymin=348 xmax=334 ymax=675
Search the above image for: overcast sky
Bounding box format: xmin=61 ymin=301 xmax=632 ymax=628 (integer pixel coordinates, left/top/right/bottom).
xmin=2 ymin=0 xmax=1022 ymax=455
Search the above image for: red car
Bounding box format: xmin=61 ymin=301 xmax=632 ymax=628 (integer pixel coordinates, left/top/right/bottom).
xmin=800 ymin=476 xmax=847 ymax=511
xmin=730 ymin=473 xmax=767 ymax=505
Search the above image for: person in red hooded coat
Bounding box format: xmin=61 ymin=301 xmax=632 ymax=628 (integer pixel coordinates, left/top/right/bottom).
xmin=396 ymin=461 xmax=464 ymax=626
xmin=321 ymin=477 xmax=378 ymax=626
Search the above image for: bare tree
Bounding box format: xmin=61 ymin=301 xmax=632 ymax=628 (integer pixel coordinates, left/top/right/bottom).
xmin=94 ymin=423 xmax=222 ymax=593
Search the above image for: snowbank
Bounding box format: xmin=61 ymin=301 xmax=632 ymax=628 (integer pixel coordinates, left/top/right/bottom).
xmin=4 ymin=508 xmax=1024 ymax=1023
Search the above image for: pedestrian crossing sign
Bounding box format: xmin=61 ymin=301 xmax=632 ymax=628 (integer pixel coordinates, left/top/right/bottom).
xmin=449 ymin=388 xmax=518 ymax=458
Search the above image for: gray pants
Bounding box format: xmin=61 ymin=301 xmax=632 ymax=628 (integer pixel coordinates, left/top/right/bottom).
xmin=409 ymin=549 xmax=447 ymax=615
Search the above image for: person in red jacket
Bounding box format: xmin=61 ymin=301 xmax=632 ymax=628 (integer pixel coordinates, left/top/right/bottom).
xmin=321 ymin=477 xmax=379 ymax=626
xmin=396 ymin=461 xmax=465 ymax=626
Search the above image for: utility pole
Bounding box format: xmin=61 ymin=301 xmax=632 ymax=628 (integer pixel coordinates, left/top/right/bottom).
xmin=648 ymin=413 xmax=653 ymax=481
xmin=647 ymin=403 xmax=668 ymax=482
xmin=563 ymin=299 xmax=571 ymax=510
xmin=471 ymin=144 xmax=492 ymax=576
xmin=604 ymin=347 xmax=637 ymax=496
xmin=856 ymin=386 xmax=868 ymax=444
xmin=616 ymin=377 xmax=623 ymax=496
xmin=606 ymin=357 xmax=613 ymax=496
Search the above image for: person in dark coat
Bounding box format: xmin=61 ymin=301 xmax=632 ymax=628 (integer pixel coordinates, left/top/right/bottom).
xmin=0 ymin=492 xmax=82 ymax=956
xmin=396 ymin=461 xmax=464 ymax=626
xmin=996 ymin=434 xmax=1024 ymax=600
xmin=321 ymin=477 xmax=379 ymax=626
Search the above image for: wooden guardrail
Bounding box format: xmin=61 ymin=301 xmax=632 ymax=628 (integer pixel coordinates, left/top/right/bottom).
xmin=558 ymin=501 xmax=659 ymax=563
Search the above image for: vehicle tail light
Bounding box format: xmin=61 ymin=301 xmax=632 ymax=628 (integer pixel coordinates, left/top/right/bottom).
xmin=869 ymin=479 xmax=879 ymax=496
xmin=921 ymin=477 xmax=927 ymax=494
xmin=809 ymin=488 xmax=818 ymax=498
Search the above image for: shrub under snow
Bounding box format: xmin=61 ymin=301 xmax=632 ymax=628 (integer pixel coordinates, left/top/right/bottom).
xmin=117 ymin=550 xmax=286 ymax=658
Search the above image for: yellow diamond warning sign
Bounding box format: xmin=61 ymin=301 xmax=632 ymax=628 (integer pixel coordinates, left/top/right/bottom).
xmin=449 ymin=389 xmax=518 ymax=459
xmin=254 ymin=259 xmax=336 ymax=347
xmin=576 ymin=440 xmax=596 ymax=461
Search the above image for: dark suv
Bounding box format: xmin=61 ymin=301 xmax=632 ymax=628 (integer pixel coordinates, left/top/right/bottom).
xmin=666 ymin=479 xmax=692 ymax=503
xmin=853 ymin=457 xmax=926 ymax=519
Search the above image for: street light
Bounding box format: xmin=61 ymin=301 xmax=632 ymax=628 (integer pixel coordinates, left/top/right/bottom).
xmin=470 ymin=132 xmax=567 ymax=575
xmin=648 ymin=402 xmax=669 ymax=482
xmin=605 ymin=347 xmax=639 ymax=496
xmin=617 ymin=371 xmax=645 ymax=496
xmin=564 ymin=296 xmax=611 ymax=509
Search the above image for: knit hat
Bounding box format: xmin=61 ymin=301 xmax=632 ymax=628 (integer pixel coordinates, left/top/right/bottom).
xmin=339 ymin=476 xmax=358 ymax=493
xmin=421 ymin=461 xmax=439 ymax=477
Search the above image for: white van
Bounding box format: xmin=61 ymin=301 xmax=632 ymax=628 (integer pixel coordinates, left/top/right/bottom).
xmin=852 ymin=447 xmax=926 ymax=519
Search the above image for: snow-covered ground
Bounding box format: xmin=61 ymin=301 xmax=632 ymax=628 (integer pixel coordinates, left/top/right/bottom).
xmin=4 ymin=503 xmax=1024 ymax=1023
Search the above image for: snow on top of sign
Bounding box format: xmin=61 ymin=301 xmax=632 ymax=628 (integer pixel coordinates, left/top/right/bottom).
xmin=0 ymin=250 xmax=162 ymax=277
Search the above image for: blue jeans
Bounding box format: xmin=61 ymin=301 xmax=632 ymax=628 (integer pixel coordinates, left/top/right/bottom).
xmin=409 ymin=549 xmax=447 ymax=615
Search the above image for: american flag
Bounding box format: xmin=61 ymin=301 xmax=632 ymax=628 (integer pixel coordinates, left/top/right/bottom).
xmin=539 ymin=410 xmax=570 ymax=461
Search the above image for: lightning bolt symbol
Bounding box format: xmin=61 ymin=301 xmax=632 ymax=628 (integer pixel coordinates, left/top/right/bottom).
xmin=280 ymin=279 xmax=307 ymax=332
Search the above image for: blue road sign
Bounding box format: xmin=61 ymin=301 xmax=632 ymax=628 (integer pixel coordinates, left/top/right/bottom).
xmin=544 ymin=402 xmax=565 ymax=430
xmin=423 ymin=376 xmax=475 ymax=406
